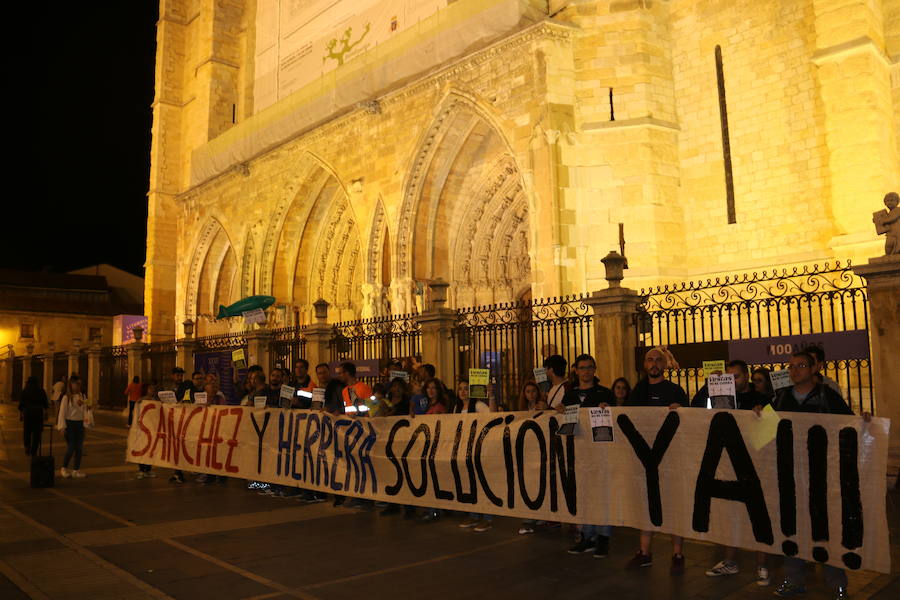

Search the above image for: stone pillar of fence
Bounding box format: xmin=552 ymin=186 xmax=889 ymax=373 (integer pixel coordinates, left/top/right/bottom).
xmin=43 ymin=342 xmax=55 ymax=398
xmin=0 ymin=347 xmax=12 ymax=403
xmin=304 ymin=299 xmax=332 ymax=372
xmin=246 ymin=328 xmax=273 ymax=370
xmin=176 ymin=319 xmax=197 ymax=372
xmin=67 ymin=338 xmax=82 ymax=377
xmin=127 ymin=327 xmax=146 ymax=384
xmin=584 ymin=252 xmax=643 ymax=386
xmin=23 ymin=343 xmax=34 ymax=382
xmin=415 ymin=279 xmax=456 ymax=382
xmin=853 ymin=254 xmax=900 ymax=482
xmin=87 ymin=342 xmax=101 ymax=406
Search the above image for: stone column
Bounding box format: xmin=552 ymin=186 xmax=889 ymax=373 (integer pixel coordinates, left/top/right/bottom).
xmin=415 ymin=279 xmax=457 ymax=382
xmin=127 ymin=327 xmax=146 ymax=383
xmin=852 ymin=254 xmax=900 ymax=480
xmin=42 ymin=342 xmax=55 ymax=397
xmin=23 ymin=343 xmax=34 ymax=382
xmin=304 ymin=299 xmax=332 ymax=374
xmin=584 ymin=252 xmax=643 ymax=387
xmin=67 ymin=339 xmax=82 ymax=377
xmin=176 ymin=319 xmax=197 ymax=373
xmin=0 ymin=346 xmax=13 ymax=403
xmin=87 ymin=343 xmax=101 ymax=406
xmin=246 ymin=328 xmax=273 ymax=371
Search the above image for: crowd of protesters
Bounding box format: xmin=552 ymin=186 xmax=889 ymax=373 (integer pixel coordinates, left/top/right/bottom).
xmin=23 ymin=341 xmax=865 ymax=600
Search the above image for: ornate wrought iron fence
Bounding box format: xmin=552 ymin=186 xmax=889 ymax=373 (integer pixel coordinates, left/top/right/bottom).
xmin=142 ymin=341 xmax=177 ymax=387
xmin=635 ymin=262 xmax=873 ymax=413
xmin=193 ymin=332 xmax=248 ymax=354
xmin=270 ymin=326 xmax=307 ymax=373
xmin=98 ymin=345 xmax=128 ymax=409
xmin=453 ymin=295 xmax=594 ymax=410
xmin=329 ymin=314 xmax=421 ymax=387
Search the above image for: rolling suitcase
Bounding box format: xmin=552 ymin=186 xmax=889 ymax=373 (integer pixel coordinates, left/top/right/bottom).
xmin=30 ymin=424 xmax=55 ymax=488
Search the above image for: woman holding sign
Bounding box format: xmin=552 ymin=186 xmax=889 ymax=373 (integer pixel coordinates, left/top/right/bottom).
xmin=456 ymin=380 xmax=495 ymax=532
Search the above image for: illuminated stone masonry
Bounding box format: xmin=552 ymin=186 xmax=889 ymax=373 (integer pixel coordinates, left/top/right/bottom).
xmin=145 ymin=0 xmax=899 ymax=338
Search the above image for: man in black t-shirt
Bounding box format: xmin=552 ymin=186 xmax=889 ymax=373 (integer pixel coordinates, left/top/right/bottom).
xmin=625 ymin=347 xmax=688 ymax=574
xmin=562 ymin=354 xmax=614 ymax=559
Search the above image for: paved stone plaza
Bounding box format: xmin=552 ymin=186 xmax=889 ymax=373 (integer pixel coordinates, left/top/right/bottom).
xmin=1 ymin=403 xmax=898 ymax=600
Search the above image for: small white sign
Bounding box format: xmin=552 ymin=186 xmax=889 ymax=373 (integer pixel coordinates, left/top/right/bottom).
xmin=254 ymin=396 xmax=268 ymax=409
xmin=158 ymin=390 xmax=177 ymax=404
xmin=280 ymin=385 xmax=295 ymax=400
xmin=533 ymin=367 xmax=548 ymax=383
xmin=243 ymin=308 xmax=267 ymax=325
xmin=312 ymin=388 xmax=326 ymax=409
xmin=770 ymin=369 xmax=792 ymax=390
xmin=708 ymin=373 xmax=737 ymax=398
xmin=194 ymin=392 xmax=208 ymax=405
xmin=389 ymin=370 xmax=409 ymax=381
xmin=556 ymin=404 xmax=580 ymax=436
xmin=589 ymin=407 xmax=614 ymax=443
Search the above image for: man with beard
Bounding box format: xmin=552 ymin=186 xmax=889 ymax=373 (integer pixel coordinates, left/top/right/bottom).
xmin=624 ymin=347 xmax=688 ymax=574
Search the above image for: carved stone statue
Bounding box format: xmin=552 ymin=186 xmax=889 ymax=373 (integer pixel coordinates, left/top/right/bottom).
xmin=873 ymin=191 xmax=900 ymax=256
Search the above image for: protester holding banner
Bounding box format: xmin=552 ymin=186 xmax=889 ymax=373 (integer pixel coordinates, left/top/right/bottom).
xmin=456 ymin=379 xmax=495 ymax=532
xmin=802 ymin=345 xmax=842 ymax=395
xmin=266 ymin=368 xmax=286 ymax=407
xmin=751 ymin=367 xmax=775 ymax=400
xmin=611 ymin=377 xmax=631 ymax=407
xmin=57 ymin=376 xmax=89 ymax=479
xmin=563 ymin=354 xmax=615 ymax=558
xmin=418 ymin=377 xmax=451 ymax=523
xmin=519 ymin=380 xmax=546 ymax=411
xmin=625 ymin=347 xmax=688 ymax=573
xmin=772 ymin=351 xmax=858 ymax=598
xmin=241 ymin=372 xmax=267 ymax=406
xmin=135 ymin=383 xmax=159 ymax=479
xmin=541 ymin=354 xmax=569 ymax=411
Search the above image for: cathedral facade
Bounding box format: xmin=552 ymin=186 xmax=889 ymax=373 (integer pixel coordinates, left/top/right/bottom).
xmin=145 ymin=0 xmax=899 ymax=339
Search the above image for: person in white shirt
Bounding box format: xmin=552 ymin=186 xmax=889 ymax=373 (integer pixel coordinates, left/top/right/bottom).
xmin=543 ymin=354 xmax=569 ymax=411
xmin=56 ymin=376 xmax=90 ymax=479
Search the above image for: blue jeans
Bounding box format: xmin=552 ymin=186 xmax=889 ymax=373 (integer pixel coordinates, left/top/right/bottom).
xmin=468 ymin=512 xmax=493 ymax=522
xmin=580 ymin=524 xmax=612 ymax=539
xmin=64 ymin=420 xmax=85 ymax=470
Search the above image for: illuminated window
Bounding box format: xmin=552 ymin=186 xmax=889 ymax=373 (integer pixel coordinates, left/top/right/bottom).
xmin=20 ymin=323 xmax=34 ymax=339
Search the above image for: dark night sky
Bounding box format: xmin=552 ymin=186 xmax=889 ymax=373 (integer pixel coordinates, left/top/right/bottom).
xmin=4 ymin=3 xmax=158 ymax=277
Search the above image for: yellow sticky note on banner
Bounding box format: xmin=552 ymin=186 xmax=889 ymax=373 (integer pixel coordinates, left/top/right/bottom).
xmin=750 ymin=404 xmax=780 ymax=450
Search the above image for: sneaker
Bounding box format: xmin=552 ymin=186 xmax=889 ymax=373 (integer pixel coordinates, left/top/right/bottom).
xmin=420 ymin=510 xmax=441 ymax=523
xmin=71 ymin=470 xmax=86 ymax=479
xmin=459 ymin=517 xmax=481 ymax=529
xmin=832 ymin=587 xmax=848 ymax=600
xmin=518 ymin=524 xmax=535 ymax=535
xmin=146 ymin=471 xmax=157 ymax=478
xmin=593 ymin=535 xmax=609 ymax=559
xmin=473 ymin=519 xmax=493 ymax=532
xmin=60 ymin=467 xmax=71 ymax=478
xmin=774 ymin=581 xmax=807 ymax=597
xmin=706 ymin=560 xmax=739 ymax=577
xmin=670 ymin=553 xmax=685 ymax=575
xmin=567 ymin=537 xmax=595 ymax=554
xmin=258 ymin=488 xmax=275 ymax=496
xmin=757 ymin=567 xmax=771 ymax=586
xmin=625 ymin=550 xmax=653 ymax=569
xmin=169 ymin=474 xmax=183 ymax=484
xmin=136 ymin=472 xmax=145 ymax=480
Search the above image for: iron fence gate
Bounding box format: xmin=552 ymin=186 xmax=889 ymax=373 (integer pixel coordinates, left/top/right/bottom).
xmin=453 ymin=295 xmax=594 ymax=410
xmin=270 ymin=326 xmax=306 ymax=373
xmin=330 ymin=314 xmax=421 ymax=387
xmin=635 ymin=262 xmax=873 ymax=413
xmin=98 ymin=345 xmax=128 ymax=409
xmin=142 ymin=341 xmax=177 ymax=387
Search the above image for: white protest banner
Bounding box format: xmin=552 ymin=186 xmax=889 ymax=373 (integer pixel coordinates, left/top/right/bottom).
xmin=243 ymin=308 xmax=267 ymax=325
xmin=194 ymin=392 xmax=207 ymax=405
xmin=158 ymin=390 xmax=177 ymax=404
xmin=127 ymin=402 xmax=890 ymax=574
xmin=770 ymin=369 xmax=792 ymax=390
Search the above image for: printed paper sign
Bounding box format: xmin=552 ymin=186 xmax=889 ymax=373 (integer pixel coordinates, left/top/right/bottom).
xmin=533 ymin=367 xmax=550 ymax=393
xmin=158 ymin=390 xmax=177 ymax=404
xmin=557 ymin=404 xmax=579 ymax=436
xmin=127 ymin=402 xmax=891 ymax=574
xmin=232 ymin=349 xmax=247 ymax=370
xmin=469 ymin=369 xmax=489 ymax=399
xmin=194 ymin=392 xmax=208 ymax=405
xmin=770 ymin=369 xmax=792 ymax=390
xmin=242 ymin=308 xmax=267 ymax=325
xmin=707 ymin=374 xmax=737 ymax=409
xmin=280 ymin=385 xmax=295 ymax=400
xmin=389 ymin=370 xmax=409 ymax=381
xmin=254 ymin=396 xmax=268 ymax=409
xmin=312 ymin=388 xmax=325 ymax=410
xmin=702 ymin=360 xmax=726 ymax=375
xmin=589 ymin=407 xmax=613 ymax=442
